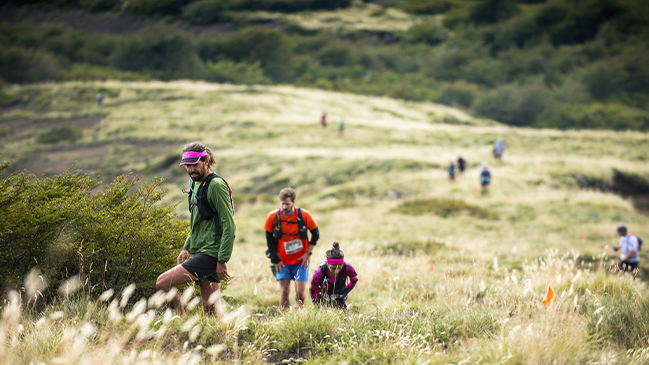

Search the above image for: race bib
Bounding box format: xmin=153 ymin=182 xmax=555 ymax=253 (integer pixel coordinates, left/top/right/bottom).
xmin=284 ymin=238 xmax=304 ymax=255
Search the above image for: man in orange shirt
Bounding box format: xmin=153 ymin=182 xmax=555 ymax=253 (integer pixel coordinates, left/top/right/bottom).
xmin=265 ymin=188 xmax=319 ymax=310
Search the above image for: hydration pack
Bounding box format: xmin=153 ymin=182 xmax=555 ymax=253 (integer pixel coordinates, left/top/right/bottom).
xmin=185 ymin=173 xmax=234 ymax=221
xmin=273 ymin=207 xmax=308 ymax=240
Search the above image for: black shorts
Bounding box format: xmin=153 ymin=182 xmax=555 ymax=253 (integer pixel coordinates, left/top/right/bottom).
xmin=623 ymin=262 xmax=639 ymax=272
xmin=181 ymin=252 xmax=221 ymax=284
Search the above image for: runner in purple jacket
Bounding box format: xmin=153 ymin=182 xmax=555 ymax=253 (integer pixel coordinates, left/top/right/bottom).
xmin=310 ymin=241 xmax=358 ymax=309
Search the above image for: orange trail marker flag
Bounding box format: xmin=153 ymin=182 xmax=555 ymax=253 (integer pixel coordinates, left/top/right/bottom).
xmin=543 ymin=286 xmax=557 ymax=308
xmin=383 ymin=272 xmax=388 ymax=279
xmin=604 ymin=244 xmax=609 ymax=250
xmin=429 ymin=262 xmax=434 ymax=273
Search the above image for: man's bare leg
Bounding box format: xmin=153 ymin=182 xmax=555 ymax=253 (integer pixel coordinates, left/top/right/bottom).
xmin=278 ymin=279 xmax=292 ymax=311
xmin=156 ymin=265 xmax=196 ymax=314
xmin=200 ymin=280 xmax=224 ymax=317
xmin=295 ymin=281 xmax=307 ymax=308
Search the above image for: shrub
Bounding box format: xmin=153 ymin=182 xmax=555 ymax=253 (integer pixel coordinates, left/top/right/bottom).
xmin=469 ymin=0 xmax=519 ymax=26
xmin=390 ymin=198 xmax=492 ymax=218
xmin=36 ymin=126 xmax=83 ymax=144
xmin=183 ymin=0 xmax=227 ymax=25
xmin=474 ymin=82 xmax=549 ymax=126
xmin=317 ymin=41 xmax=358 ymax=67
xmin=79 ymin=0 xmax=119 ymax=12
xmin=537 ymin=103 xmax=649 ymax=130
xmin=402 ymin=22 xmax=449 ymax=46
xmin=0 ymin=160 xmax=187 ymax=300
xmin=110 ymin=27 xmax=202 ymax=78
xmin=402 ymin=0 xmax=453 ymax=15
xmin=229 ymin=0 xmax=351 ymax=12
xmin=581 ymin=63 xmax=624 ymax=100
xmin=131 ymin=0 xmax=189 ymax=16
xmin=437 ymin=81 xmax=478 ymax=108
xmin=0 ymin=47 xmax=59 ymax=84
xmin=205 ymin=60 xmax=271 ymax=84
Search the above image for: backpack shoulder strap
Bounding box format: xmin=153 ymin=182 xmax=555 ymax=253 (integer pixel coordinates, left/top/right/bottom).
xmin=273 ymin=209 xmax=282 ymax=239
xmin=296 ymin=207 xmax=308 ymax=240
xmin=205 ymin=173 xmax=235 ymax=215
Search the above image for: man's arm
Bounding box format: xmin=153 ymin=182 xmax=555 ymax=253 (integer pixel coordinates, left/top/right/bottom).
xmin=266 ymin=231 xmax=281 ymax=264
xmin=309 ymin=227 xmax=320 ymax=246
xmin=212 ymin=180 xmax=236 ymax=262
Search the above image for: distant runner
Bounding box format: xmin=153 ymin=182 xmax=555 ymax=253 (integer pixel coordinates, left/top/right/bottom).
xmin=265 ymin=188 xmax=320 ymax=310
xmin=321 ymin=112 xmax=327 ymax=128
xmin=310 ymin=241 xmax=358 ymax=310
xmin=156 ymin=142 xmax=236 ymax=316
xmin=96 ymin=93 xmax=104 ymax=106
xmin=493 ymin=139 xmax=505 ymax=160
xmin=613 ymin=224 xmax=641 ymax=274
xmin=447 ymin=161 xmax=456 ymax=182
xmin=457 ymin=156 xmax=466 ymax=174
xmin=480 ymin=161 xmax=491 ymax=194
xmin=338 ymin=120 xmax=345 ymax=137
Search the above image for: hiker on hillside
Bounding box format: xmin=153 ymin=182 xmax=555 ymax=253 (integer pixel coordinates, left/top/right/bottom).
xmin=96 ymin=93 xmax=104 ymax=106
xmin=493 ymin=139 xmax=505 ymax=160
xmin=448 ymin=161 xmax=456 ymax=182
xmin=321 ymin=112 xmax=327 ymax=128
xmin=480 ymin=161 xmax=491 ymax=193
xmin=457 ymin=156 xmax=467 ymax=174
xmin=613 ymin=224 xmax=640 ymax=273
xmin=310 ymin=241 xmax=358 ymax=310
xmin=338 ymin=120 xmax=345 ymax=137
xmin=265 ymin=188 xmax=320 ymax=310
xmin=155 ymin=142 xmax=236 ymax=316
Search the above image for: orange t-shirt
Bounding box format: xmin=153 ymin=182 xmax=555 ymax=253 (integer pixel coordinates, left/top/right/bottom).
xmin=264 ymin=207 xmax=318 ymax=265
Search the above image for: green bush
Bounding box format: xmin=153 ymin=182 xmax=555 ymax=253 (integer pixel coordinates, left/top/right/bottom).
xmin=0 ymin=47 xmax=59 ymax=84
xmin=390 ymin=198 xmax=492 ymax=218
xmin=317 ymin=41 xmax=358 ymax=67
xmin=229 ymin=0 xmax=351 ymax=12
xmin=537 ymin=103 xmax=649 ymax=131
xmin=402 ymin=0 xmax=453 ymax=15
xmin=110 ymin=27 xmax=202 ymax=78
xmin=131 ymin=0 xmax=190 ymax=16
xmin=0 ymin=160 xmax=187 ymax=300
xmin=474 ymin=82 xmax=549 ymax=126
xmin=79 ymin=0 xmax=119 ymax=12
xmin=182 ymin=0 xmax=227 ymax=24
xmin=205 ymin=60 xmax=271 ymax=84
xmin=36 ymin=126 xmax=83 ymax=144
xmin=469 ymin=0 xmax=519 ymax=25
xmin=402 ymin=22 xmax=449 ymax=46
xmin=581 ymin=63 xmax=624 ymax=100
xmin=437 ymin=81 xmax=479 ymax=108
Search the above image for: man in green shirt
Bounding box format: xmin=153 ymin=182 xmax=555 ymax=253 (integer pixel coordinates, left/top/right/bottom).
xmin=156 ymin=142 xmax=236 ymax=316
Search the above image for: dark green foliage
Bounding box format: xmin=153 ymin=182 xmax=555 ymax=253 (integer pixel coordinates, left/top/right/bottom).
xmin=469 ymin=0 xmax=520 ymax=25
xmin=402 ymin=22 xmax=448 ymax=46
xmin=229 ymin=0 xmax=351 ymax=12
xmin=79 ymin=0 xmax=119 ymax=12
xmin=539 ymin=103 xmax=649 ymax=131
xmin=402 ymin=0 xmax=453 ymax=15
xmin=182 ymin=0 xmax=227 ymax=24
xmin=0 ymin=159 xmax=187 ymax=299
xmin=391 ymin=198 xmax=492 ymax=218
xmin=437 ymin=82 xmax=478 ymax=108
xmin=110 ymin=27 xmax=202 ymax=78
xmin=205 ymin=60 xmax=271 ymax=84
xmin=474 ymin=82 xmax=549 ymax=126
xmin=0 ymin=47 xmax=59 ymax=84
xmin=36 ymin=126 xmax=83 ymax=144
xmin=132 ymin=0 xmax=192 ymax=16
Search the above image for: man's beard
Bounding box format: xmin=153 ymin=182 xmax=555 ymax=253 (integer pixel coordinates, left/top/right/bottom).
xmin=189 ymin=166 xmax=208 ymax=181
xmin=282 ymin=208 xmax=294 ymax=216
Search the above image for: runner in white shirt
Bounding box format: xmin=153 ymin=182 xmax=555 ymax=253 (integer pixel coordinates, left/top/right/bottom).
xmin=613 ymin=224 xmax=639 ymax=273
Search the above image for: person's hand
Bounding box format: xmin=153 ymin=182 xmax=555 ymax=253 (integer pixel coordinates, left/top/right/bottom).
xmin=217 ymin=262 xmax=230 ymax=281
xmin=275 ymin=262 xmax=284 ymax=274
xmin=177 ymin=249 xmax=189 ymax=265
xmin=298 ymin=252 xmax=311 ymax=269
xmin=613 ymin=246 xmax=620 ymax=252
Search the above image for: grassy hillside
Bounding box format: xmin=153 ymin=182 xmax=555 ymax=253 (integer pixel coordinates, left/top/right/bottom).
xmin=2 ymin=80 xmax=649 ymax=363
xmin=2 ymin=0 xmax=649 ymax=130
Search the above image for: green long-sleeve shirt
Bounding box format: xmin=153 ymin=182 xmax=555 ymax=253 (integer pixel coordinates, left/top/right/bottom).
xmin=183 ymin=176 xmax=236 ymax=261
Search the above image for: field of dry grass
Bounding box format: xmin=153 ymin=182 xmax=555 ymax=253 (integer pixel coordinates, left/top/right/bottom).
xmin=2 ymin=80 xmax=649 ymax=363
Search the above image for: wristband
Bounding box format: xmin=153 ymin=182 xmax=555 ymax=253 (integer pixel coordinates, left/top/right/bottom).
xmin=217 ymin=258 xmax=227 ymax=265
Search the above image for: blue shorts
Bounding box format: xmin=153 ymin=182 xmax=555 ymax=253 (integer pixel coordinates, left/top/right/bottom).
xmin=276 ymin=263 xmax=310 ymax=282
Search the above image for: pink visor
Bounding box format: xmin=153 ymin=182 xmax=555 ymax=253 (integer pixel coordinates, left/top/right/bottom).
xmin=327 ymin=258 xmax=344 ymax=265
xmin=179 ymin=151 xmax=207 ymax=166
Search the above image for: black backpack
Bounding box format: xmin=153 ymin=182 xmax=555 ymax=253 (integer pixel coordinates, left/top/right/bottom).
xmin=184 ymin=173 xmax=234 ymax=222
xmin=272 ymin=207 xmax=308 ymax=240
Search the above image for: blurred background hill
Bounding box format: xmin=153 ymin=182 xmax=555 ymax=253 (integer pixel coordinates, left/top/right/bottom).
xmin=1 ymin=0 xmax=649 ymax=130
